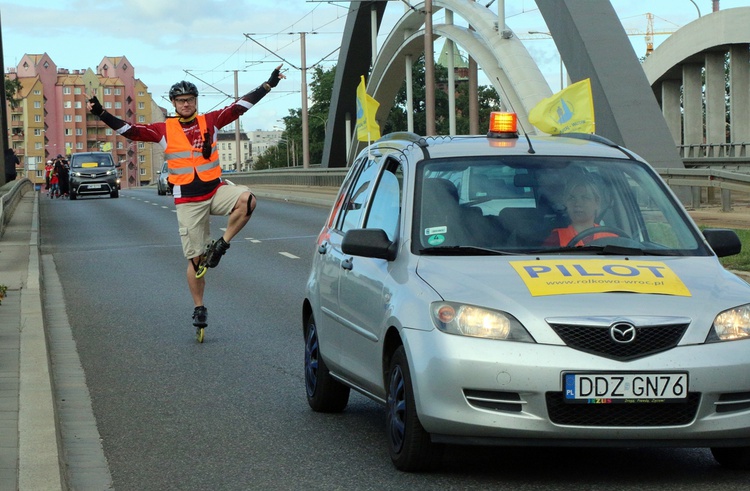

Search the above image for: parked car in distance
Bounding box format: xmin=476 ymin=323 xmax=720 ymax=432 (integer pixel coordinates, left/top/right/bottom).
xmin=157 ymin=161 xmax=171 ymax=195
xmin=302 ymin=112 xmax=750 ymax=472
xmin=69 ymin=152 xmax=120 ymax=199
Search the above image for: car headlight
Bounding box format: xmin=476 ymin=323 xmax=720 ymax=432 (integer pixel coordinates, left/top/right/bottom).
xmin=72 ymin=171 xmax=81 ymax=177
xmin=430 ymin=302 xmax=534 ymax=342
xmin=707 ymin=304 xmax=750 ymax=342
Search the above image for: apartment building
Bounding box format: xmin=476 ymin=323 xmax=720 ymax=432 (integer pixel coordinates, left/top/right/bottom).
xmin=5 ymin=53 xmax=165 ymax=188
xmin=216 ymin=130 xmax=251 ymax=172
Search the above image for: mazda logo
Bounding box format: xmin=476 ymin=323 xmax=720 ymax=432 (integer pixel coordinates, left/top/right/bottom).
xmin=610 ymin=322 xmax=636 ymax=344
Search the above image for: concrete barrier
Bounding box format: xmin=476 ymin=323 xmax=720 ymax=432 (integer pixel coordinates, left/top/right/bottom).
xmin=0 ymin=178 xmax=34 ymax=238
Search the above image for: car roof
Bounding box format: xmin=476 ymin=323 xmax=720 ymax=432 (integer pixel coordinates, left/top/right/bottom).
xmin=368 ymin=133 xmax=644 ymax=164
xmin=71 ymin=152 xmax=112 ymax=157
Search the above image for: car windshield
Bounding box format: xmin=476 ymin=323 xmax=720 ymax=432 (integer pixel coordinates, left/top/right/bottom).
xmin=414 ymin=156 xmax=707 ymax=256
xmin=71 ymin=156 xmax=114 ymax=169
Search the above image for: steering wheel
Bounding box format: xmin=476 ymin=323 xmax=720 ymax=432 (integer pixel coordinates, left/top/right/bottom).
xmin=564 ymin=226 xmax=630 ymax=247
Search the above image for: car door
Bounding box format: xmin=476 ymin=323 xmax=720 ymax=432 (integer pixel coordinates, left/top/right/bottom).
xmin=337 ymin=159 xmax=403 ymax=392
xmin=315 ymin=155 xmax=381 ymax=370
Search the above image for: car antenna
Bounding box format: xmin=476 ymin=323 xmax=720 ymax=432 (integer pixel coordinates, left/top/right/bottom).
xmin=495 ymin=77 xmax=535 ymax=154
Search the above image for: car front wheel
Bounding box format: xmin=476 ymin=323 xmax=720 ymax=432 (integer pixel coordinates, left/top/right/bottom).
xmin=304 ymin=314 xmax=349 ymax=412
xmin=711 ymin=446 xmax=750 ymax=470
xmin=386 ymin=346 xmax=442 ymax=471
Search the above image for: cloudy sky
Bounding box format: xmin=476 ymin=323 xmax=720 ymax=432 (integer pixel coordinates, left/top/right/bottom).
xmin=1 ymin=0 xmax=747 ymax=131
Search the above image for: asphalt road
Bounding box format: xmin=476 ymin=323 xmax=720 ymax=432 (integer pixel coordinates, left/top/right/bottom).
xmin=38 ymin=188 xmax=750 ymax=490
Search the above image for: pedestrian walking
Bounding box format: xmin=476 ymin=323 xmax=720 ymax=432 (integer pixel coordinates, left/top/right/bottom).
xmin=4 ymin=147 xmax=19 ymax=183
xmin=87 ymin=65 xmax=285 ymax=337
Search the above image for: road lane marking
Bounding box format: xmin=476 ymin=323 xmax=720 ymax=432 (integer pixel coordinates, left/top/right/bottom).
xmin=279 ymin=252 xmax=299 ymax=259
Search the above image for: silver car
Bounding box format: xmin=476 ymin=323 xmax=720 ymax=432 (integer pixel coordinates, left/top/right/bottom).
xmin=303 ymin=113 xmax=750 ymax=472
xmin=157 ymin=161 xmax=171 ymax=195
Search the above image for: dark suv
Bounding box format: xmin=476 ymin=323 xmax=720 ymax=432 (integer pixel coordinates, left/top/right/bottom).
xmin=69 ymin=152 xmax=120 ymax=199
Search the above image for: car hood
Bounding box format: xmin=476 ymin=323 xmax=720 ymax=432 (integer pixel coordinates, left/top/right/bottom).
xmin=415 ymin=255 xmax=750 ymax=344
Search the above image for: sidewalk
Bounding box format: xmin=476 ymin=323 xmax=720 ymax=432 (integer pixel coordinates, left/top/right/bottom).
xmin=0 ymin=189 xmax=61 ymax=490
xmin=1 ymin=182 xmax=750 ymax=490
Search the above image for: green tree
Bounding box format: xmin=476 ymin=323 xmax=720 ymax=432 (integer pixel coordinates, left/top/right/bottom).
xmin=384 ymin=54 xmax=503 ymax=135
xmin=278 ymin=57 xmax=504 ymax=164
xmin=5 ymin=75 xmax=22 ymax=109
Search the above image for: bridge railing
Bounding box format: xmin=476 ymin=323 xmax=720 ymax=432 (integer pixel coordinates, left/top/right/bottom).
xmin=679 ymin=143 xmax=750 ymax=159
xmin=658 ymin=167 xmax=750 ymax=211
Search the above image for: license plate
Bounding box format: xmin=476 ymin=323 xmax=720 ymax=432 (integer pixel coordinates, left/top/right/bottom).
xmin=87 ymin=184 xmax=101 ymax=189
xmin=564 ymin=372 xmax=688 ymax=403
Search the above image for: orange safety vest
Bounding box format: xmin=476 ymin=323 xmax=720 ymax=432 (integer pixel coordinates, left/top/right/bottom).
xmin=546 ymin=224 xmax=617 ymax=247
xmin=164 ymin=115 xmax=221 ymax=185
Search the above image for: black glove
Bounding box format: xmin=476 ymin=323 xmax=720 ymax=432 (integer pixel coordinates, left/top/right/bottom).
xmin=89 ymin=96 xmax=104 ymax=116
xmin=267 ymin=68 xmax=282 ymax=88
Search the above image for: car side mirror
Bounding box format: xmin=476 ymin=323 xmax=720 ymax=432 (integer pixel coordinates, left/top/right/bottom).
xmin=703 ymin=228 xmax=741 ymax=258
xmin=342 ymin=228 xmax=397 ymax=261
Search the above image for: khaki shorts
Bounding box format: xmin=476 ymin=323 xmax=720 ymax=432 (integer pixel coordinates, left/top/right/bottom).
xmin=175 ymin=183 xmax=251 ymax=259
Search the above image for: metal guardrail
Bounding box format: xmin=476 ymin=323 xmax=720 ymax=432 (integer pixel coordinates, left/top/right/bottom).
xmin=658 ymin=167 xmax=750 ymax=211
xmin=226 ymin=167 xmax=348 ymax=189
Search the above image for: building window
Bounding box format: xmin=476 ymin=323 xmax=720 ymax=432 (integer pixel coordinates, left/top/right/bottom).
xmin=104 ymin=102 xmax=112 ymax=109
xmin=75 ymin=87 xmax=82 ymax=95
xmin=104 ymin=88 xmax=112 ymax=95
xmin=34 ymin=129 xmax=43 ymax=136
xmin=76 ymin=142 xmax=83 ymax=150
xmin=35 ymin=142 xmax=43 ymax=150
xmin=138 ymin=115 xmax=145 ymax=123
xmin=34 ymin=115 xmax=42 ymax=122
xmin=65 ymin=128 xmax=73 ymax=136
xmin=138 ymin=102 xmax=145 ymax=109
xmin=105 ymin=129 xmax=113 ymax=135
xmin=75 ymin=101 xmax=82 ymax=109
xmin=75 ymin=115 xmax=82 ymax=122
xmin=115 ymin=88 xmax=121 ymax=95
xmin=64 ymin=101 xmax=72 ymax=108
xmin=34 ymin=101 xmax=41 ymax=108
xmin=63 ymin=87 xmax=71 ymax=94
xmin=76 ymin=128 xmax=83 ymax=136
xmin=115 ymin=102 xmax=122 ymax=109
xmin=33 ymin=90 xmax=41 ymax=95
xmin=64 ymin=115 xmax=72 ymax=122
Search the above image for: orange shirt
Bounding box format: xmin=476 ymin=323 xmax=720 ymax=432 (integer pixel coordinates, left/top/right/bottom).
xmin=544 ymin=224 xmax=617 ymax=247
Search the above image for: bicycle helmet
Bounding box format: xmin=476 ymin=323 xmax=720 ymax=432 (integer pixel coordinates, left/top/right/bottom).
xmin=169 ymin=81 xmax=199 ymax=101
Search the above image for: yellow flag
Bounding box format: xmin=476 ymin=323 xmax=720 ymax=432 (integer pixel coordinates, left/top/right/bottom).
xmin=528 ymin=78 xmax=595 ymax=135
xmin=101 ymin=142 xmax=112 ymax=152
xmin=356 ymin=75 xmax=381 ymax=142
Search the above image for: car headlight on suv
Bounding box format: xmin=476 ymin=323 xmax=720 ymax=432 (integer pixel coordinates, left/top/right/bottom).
xmin=431 ymin=302 xmax=534 ymax=342
xmin=707 ymin=304 xmax=750 ymax=342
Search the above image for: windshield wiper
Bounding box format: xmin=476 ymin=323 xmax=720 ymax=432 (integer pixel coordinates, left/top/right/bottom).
xmin=530 ymin=244 xmax=646 ymax=255
xmin=420 ymin=245 xmax=516 ymax=256
xmin=528 ymin=244 xmax=680 ymax=256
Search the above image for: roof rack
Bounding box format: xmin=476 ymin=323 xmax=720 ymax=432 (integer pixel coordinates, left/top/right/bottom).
xmin=553 ymin=132 xmax=618 ymax=147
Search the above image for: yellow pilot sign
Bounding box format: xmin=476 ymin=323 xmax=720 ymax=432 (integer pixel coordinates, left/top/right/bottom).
xmin=510 ymin=259 xmax=691 ymax=297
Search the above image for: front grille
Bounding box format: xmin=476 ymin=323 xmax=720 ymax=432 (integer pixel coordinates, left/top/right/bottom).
xmin=546 ymin=392 xmax=700 ymax=426
xmin=549 ymin=322 xmax=688 ymax=361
